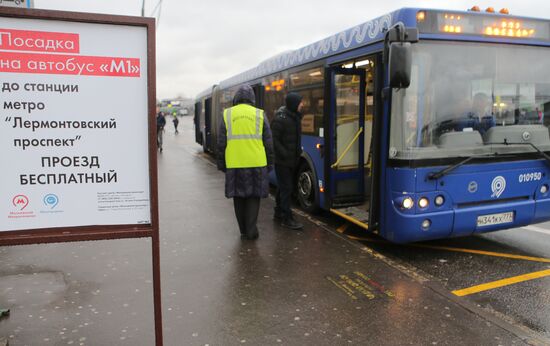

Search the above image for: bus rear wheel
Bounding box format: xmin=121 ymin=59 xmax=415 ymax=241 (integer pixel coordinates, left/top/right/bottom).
xmin=297 ymin=163 xmax=319 ymax=213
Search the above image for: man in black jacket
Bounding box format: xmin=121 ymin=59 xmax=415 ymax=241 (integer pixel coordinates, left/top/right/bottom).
xmin=271 ymin=92 xmax=304 ymax=230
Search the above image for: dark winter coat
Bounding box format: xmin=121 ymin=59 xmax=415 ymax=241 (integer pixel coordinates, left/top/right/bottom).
xmin=217 ymin=85 xmax=274 ymax=198
xmin=271 ymin=106 xmax=302 ymax=168
xmin=156 ymin=113 xmax=166 ymax=129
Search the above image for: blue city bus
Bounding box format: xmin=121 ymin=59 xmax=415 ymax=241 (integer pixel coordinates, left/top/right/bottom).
xmin=195 ymin=7 xmax=550 ymax=243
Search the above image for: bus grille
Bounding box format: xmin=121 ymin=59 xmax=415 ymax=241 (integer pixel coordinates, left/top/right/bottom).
xmin=456 ymin=196 xmax=529 ymax=209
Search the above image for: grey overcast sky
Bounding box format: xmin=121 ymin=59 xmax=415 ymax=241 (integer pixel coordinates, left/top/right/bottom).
xmin=33 ymin=0 xmax=550 ymax=100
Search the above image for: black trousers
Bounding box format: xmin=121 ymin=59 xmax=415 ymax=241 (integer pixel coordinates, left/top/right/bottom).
xmin=233 ymin=197 xmax=260 ymax=238
xmin=275 ymin=165 xmax=295 ymax=221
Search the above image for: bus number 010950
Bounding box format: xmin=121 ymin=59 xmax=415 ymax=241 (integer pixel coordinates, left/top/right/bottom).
xmin=518 ymin=172 xmax=543 ymax=183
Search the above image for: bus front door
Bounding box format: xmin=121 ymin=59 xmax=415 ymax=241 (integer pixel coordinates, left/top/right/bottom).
xmin=327 ymin=67 xmax=368 ymax=226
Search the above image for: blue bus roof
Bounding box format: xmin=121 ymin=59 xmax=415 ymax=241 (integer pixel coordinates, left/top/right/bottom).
xmin=195 ymin=84 xmax=217 ymax=101
xmin=217 ymin=8 xmax=403 ymax=90
xmin=197 ymin=7 xmax=548 ymax=98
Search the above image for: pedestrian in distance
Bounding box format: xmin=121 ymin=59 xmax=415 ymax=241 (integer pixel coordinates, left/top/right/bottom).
xmin=271 ymin=92 xmax=304 ymax=230
xmin=172 ymin=113 xmax=180 ymax=134
xmin=156 ymin=111 xmax=166 ymax=152
xmin=217 ymin=84 xmax=274 ymax=240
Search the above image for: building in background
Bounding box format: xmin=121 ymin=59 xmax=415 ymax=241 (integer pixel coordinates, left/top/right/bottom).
xmin=159 ymin=96 xmax=194 ymax=116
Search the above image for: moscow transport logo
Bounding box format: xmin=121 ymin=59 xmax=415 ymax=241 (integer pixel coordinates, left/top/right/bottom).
xmin=491 ymin=176 xmax=506 ymax=198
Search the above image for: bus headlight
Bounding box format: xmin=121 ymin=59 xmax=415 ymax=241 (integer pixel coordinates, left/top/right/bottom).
xmin=434 ymin=195 xmax=445 ymax=206
xmin=418 ymin=197 xmax=429 ymax=209
xmin=402 ymin=197 xmax=414 ymax=209
xmin=541 ymin=185 xmax=549 ymax=194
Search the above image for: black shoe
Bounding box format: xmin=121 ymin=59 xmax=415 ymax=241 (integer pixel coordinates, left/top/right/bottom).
xmin=273 ymin=212 xmax=283 ymax=221
xmin=241 ymin=233 xmax=259 ymax=240
xmin=281 ymin=219 xmax=303 ymax=230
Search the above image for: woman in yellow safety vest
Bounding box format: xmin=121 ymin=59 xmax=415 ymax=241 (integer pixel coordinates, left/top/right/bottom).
xmin=217 ymin=84 xmax=274 ymax=240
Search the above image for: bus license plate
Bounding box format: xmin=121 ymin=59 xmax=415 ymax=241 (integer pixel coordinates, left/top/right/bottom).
xmin=477 ymin=212 xmax=514 ymax=227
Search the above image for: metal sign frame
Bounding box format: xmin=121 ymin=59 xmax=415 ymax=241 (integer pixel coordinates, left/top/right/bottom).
xmin=0 ymin=7 xmax=162 ymax=345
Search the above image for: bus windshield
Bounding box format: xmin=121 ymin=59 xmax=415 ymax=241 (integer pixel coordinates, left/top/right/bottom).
xmin=390 ymin=41 xmax=550 ymax=161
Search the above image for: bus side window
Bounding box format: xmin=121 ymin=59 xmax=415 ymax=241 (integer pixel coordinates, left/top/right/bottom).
xmin=289 ymin=67 xmax=324 ymax=136
xmin=297 ymin=88 xmax=324 ymax=136
xmin=263 ymin=73 xmax=288 ymax=123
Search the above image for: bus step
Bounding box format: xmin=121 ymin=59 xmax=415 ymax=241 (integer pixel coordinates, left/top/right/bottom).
xmin=330 ymin=205 xmax=369 ymax=230
xmin=331 ymin=196 xmax=365 ymax=208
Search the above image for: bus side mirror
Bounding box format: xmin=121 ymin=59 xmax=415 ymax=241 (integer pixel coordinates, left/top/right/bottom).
xmin=389 ymin=42 xmax=411 ymax=89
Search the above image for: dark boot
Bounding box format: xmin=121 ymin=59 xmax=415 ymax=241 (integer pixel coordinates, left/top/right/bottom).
xmin=273 ymin=209 xmax=283 ymax=221
xmin=281 ymin=218 xmax=303 ymax=230
xmin=241 ymin=233 xmax=259 ymax=240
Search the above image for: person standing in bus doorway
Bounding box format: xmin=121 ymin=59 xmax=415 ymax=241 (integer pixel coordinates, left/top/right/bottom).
xmin=217 ymin=84 xmax=274 ymax=240
xmin=172 ymin=113 xmax=180 ymax=134
xmin=271 ymin=92 xmax=304 ymax=230
xmin=156 ymin=111 xmax=166 ymax=152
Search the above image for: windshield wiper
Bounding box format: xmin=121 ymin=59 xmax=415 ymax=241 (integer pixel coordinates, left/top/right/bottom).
xmin=486 ymin=139 xmax=550 ymax=167
xmin=428 ymin=156 xmax=475 ymax=180
xmin=428 ymin=141 xmax=550 ymax=181
xmin=427 ymin=153 xmax=505 ymax=180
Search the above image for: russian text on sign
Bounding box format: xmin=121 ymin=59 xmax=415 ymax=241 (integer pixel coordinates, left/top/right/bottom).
xmin=20 ymin=170 xmax=117 ymax=185
xmin=12 ymin=118 xmax=117 ymax=131
xmin=0 ymin=29 xmax=80 ymax=53
xmin=4 ymin=101 xmax=45 ymax=113
xmin=41 ymin=156 xmax=100 ymax=169
xmin=0 ymin=51 xmax=141 ymax=77
xmin=13 ymin=136 xmax=81 ymax=150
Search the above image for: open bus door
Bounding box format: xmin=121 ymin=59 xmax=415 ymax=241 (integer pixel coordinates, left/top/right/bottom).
xmin=204 ymin=97 xmax=212 ymax=152
xmin=194 ymin=101 xmax=202 ymax=145
xmin=326 ymin=67 xmax=370 ymax=228
xmin=252 ymin=83 xmax=264 ymax=108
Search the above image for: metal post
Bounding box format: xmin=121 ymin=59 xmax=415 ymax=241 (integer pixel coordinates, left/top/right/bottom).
xmin=152 ymin=230 xmax=163 ymax=345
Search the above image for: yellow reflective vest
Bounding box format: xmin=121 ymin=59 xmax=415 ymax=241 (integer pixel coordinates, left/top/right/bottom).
xmin=223 ymin=104 xmax=267 ymax=168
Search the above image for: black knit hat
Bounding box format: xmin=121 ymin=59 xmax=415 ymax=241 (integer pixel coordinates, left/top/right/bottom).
xmin=285 ymin=92 xmax=303 ymax=113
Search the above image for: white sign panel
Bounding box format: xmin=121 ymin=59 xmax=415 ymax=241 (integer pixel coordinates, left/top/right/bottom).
xmin=0 ymin=17 xmax=151 ymax=231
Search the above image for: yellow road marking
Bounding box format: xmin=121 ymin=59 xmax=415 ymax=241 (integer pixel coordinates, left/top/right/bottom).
xmin=342 ymin=230 xmax=550 ymax=296
xmin=350 ymin=236 xmax=550 ymax=263
xmin=410 ymin=244 xmax=550 ymax=263
xmin=452 ymin=269 xmax=550 ymax=296
xmin=336 ymin=223 xmax=349 ymax=234
xmin=346 ymin=235 xmax=385 ymax=242
xmin=346 ymin=235 xmax=364 ymax=241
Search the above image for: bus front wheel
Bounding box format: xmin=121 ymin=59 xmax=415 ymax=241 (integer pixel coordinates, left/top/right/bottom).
xmin=297 ymin=163 xmax=319 ymax=213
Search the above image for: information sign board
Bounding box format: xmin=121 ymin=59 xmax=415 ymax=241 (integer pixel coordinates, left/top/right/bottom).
xmin=0 ymin=7 xmax=161 ymax=344
xmin=0 ymin=8 xmax=157 ymax=243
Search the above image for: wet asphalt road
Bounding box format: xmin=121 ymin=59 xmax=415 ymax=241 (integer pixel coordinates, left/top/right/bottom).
xmin=0 ymin=116 xmax=549 ymax=345
xmin=340 ymin=203 xmax=550 ymax=342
